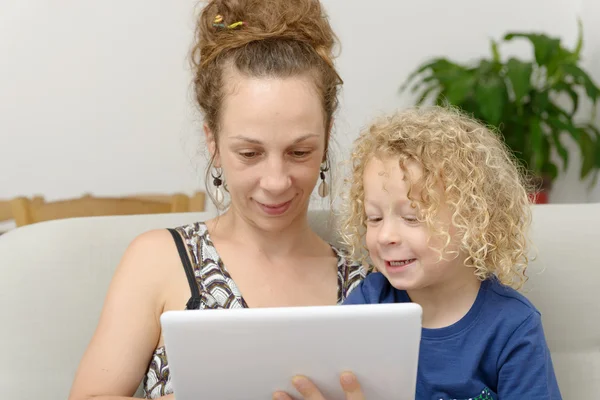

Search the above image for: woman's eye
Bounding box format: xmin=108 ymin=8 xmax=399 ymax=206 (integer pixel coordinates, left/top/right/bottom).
xmin=403 ymin=216 xmax=420 ymax=224
xmin=290 ymin=150 xmax=311 ymax=158
xmin=239 ymin=151 xmax=259 ymax=159
xmin=366 ymin=216 xmax=382 ymax=223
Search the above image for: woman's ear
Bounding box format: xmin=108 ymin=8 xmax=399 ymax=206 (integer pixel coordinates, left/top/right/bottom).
xmin=324 ymin=117 xmax=334 ymax=162
xmin=204 ymin=123 xmax=221 ymax=167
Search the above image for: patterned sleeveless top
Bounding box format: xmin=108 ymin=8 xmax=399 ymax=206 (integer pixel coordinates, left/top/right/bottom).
xmin=142 ymin=222 xmax=366 ymax=398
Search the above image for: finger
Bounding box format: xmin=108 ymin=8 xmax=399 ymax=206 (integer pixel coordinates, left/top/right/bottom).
xmin=340 ymin=372 xmax=365 ymax=400
xmin=292 ymin=375 xmax=327 ymax=400
xmin=273 ymin=391 xmax=294 ymax=400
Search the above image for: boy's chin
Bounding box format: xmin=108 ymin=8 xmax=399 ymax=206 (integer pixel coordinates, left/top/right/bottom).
xmin=387 ymin=279 xmax=412 ymax=291
xmin=381 ymin=271 xmax=425 ymax=292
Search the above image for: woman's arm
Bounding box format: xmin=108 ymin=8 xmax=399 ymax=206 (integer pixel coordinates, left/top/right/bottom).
xmin=68 ymin=230 xmax=179 ymax=400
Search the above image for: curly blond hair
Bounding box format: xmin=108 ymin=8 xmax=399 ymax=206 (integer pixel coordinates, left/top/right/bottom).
xmin=341 ymin=106 xmax=533 ymax=289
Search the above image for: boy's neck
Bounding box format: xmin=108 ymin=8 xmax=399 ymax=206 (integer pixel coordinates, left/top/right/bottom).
xmin=407 ymin=272 xmax=482 ymax=329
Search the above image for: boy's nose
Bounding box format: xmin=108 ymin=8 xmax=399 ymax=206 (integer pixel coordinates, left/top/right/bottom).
xmin=378 ymin=219 xmax=402 ymax=246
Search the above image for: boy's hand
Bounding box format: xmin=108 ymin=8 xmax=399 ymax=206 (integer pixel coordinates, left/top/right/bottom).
xmin=273 ymin=372 xmax=364 ymax=400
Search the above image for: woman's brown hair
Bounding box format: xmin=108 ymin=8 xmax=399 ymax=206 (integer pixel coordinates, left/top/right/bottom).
xmin=191 ymin=0 xmax=342 ymax=144
xmin=190 ymin=0 xmax=343 ymax=207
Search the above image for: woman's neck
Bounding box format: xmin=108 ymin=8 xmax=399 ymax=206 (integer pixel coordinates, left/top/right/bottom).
xmin=207 ymin=208 xmax=326 ymax=259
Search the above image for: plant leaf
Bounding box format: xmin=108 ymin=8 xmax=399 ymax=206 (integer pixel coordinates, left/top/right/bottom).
xmin=546 ymin=101 xmax=571 ymax=120
xmin=506 ymin=58 xmax=533 ymax=103
xmin=551 ymin=81 xmax=579 ymax=116
xmin=400 ymin=59 xmax=439 ymax=92
xmin=544 ymin=117 xmax=570 ymax=170
xmin=547 ymin=113 xmax=580 ymax=142
xmin=561 ymin=63 xmax=600 ymax=104
xmin=531 ymin=91 xmax=551 ymax=114
xmin=400 ymin=58 xmax=461 ymax=92
xmin=444 ymin=73 xmax=476 ymax=105
xmin=408 ymin=75 xmax=437 ymax=94
xmin=501 ymin=116 xmax=529 ymax=167
xmin=542 ymin=162 xmax=559 ymax=180
xmin=548 ymin=117 xmax=597 ymax=179
xmin=529 ymin=117 xmax=546 ymax=173
xmin=415 ymin=84 xmax=440 ymax=105
xmin=474 ymin=76 xmax=507 ymax=126
xmin=491 ymin=39 xmax=501 ymax=63
xmin=579 ymin=130 xmax=596 ymax=179
xmin=589 ymin=170 xmax=600 ymax=190
xmin=574 ymin=18 xmax=583 ymax=59
xmin=590 ymin=124 xmax=600 ymax=188
xmin=582 ymin=123 xmax=600 ymax=168
xmin=477 ymin=59 xmax=501 ymax=75
xmin=434 ymin=65 xmax=471 ymax=88
xmin=503 ymin=32 xmax=561 ymax=67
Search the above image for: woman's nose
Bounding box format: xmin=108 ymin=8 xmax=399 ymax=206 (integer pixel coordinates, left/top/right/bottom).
xmin=260 ymin=158 xmax=292 ymax=195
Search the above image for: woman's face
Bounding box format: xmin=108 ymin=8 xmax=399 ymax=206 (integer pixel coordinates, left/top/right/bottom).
xmin=206 ymin=69 xmax=327 ymax=232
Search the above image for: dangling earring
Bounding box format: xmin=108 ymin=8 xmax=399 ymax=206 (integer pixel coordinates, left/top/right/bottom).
xmin=318 ymin=160 xmax=330 ymax=198
xmin=211 ymin=167 xmax=225 ymax=204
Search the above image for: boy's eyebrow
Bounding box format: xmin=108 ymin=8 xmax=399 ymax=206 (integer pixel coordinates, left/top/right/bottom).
xmin=230 ymin=134 xmax=320 ymax=145
xmin=363 ymin=199 xmax=383 ymax=211
xmin=364 ymin=198 xmax=413 ymax=209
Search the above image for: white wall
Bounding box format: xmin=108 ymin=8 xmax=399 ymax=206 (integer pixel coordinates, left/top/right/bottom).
xmin=1 ymin=0 xmax=598 ymax=206
xmin=578 ymin=0 xmax=600 ymax=202
xmin=0 ymin=1 xmax=203 ymax=200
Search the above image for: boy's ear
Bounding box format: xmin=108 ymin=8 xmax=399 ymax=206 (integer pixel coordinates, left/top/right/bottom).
xmin=204 ymin=123 xmax=221 ymax=167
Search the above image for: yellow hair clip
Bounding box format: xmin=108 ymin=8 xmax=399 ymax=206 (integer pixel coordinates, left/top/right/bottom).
xmin=212 ymin=14 xmax=246 ymax=29
xmin=227 ymin=21 xmax=245 ymax=29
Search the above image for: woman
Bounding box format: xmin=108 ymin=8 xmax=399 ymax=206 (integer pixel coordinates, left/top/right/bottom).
xmin=68 ymin=0 xmax=366 ymax=399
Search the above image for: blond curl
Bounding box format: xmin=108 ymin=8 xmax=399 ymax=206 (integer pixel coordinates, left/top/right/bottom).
xmin=341 ymin=106 xmax=533 ymax=290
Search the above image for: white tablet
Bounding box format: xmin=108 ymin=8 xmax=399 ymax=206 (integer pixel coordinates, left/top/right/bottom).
xmin=161 ymin=303 xmax=422 ymax=400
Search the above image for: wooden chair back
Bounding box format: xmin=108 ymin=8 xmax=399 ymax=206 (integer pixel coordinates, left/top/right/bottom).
xmin=1 ymin=196 xmax=43 ymax=224
xmin=0 ymin=199 xmax=12 ymax=223
xmin=128 ymin=191 xmax=206 ymax=212
xmin=10 ymin=192 xmax=205 ymax=227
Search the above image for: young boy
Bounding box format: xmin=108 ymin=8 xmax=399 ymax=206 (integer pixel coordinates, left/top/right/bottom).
xmin=342 ymin=106 xmax=562 ymax=400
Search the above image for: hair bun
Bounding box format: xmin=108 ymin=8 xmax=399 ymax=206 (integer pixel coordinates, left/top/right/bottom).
xmin=195 ymin=0 xmax=338 ymax=69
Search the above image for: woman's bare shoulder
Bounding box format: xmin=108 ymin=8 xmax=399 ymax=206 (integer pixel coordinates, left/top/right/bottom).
xmin=116 ymin=228 xmax=185 ymax=285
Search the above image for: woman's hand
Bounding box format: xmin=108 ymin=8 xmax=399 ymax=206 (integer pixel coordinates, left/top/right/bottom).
xmin=273 ymin=372 xmax=364 ymax=400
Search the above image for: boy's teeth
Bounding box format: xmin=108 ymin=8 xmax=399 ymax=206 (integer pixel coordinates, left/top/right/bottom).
xmin=390 ymin=259 xmax=414 ymax=266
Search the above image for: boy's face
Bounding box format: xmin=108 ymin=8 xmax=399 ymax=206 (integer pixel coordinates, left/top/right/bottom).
xmin=363 ymin=156 xmax=468 ymax=292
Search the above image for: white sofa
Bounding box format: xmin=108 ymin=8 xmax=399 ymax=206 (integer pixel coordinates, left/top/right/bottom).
xmin=0 ymin=204 xmax=598 ymax=399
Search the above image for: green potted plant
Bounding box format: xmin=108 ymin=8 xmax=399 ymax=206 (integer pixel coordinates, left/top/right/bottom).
xmin=401 ymin=21 xmax=600 ymax=203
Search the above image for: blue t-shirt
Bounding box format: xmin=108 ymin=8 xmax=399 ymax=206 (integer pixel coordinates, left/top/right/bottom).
xmin=344 ymin=272 xmax=562 ymax=400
